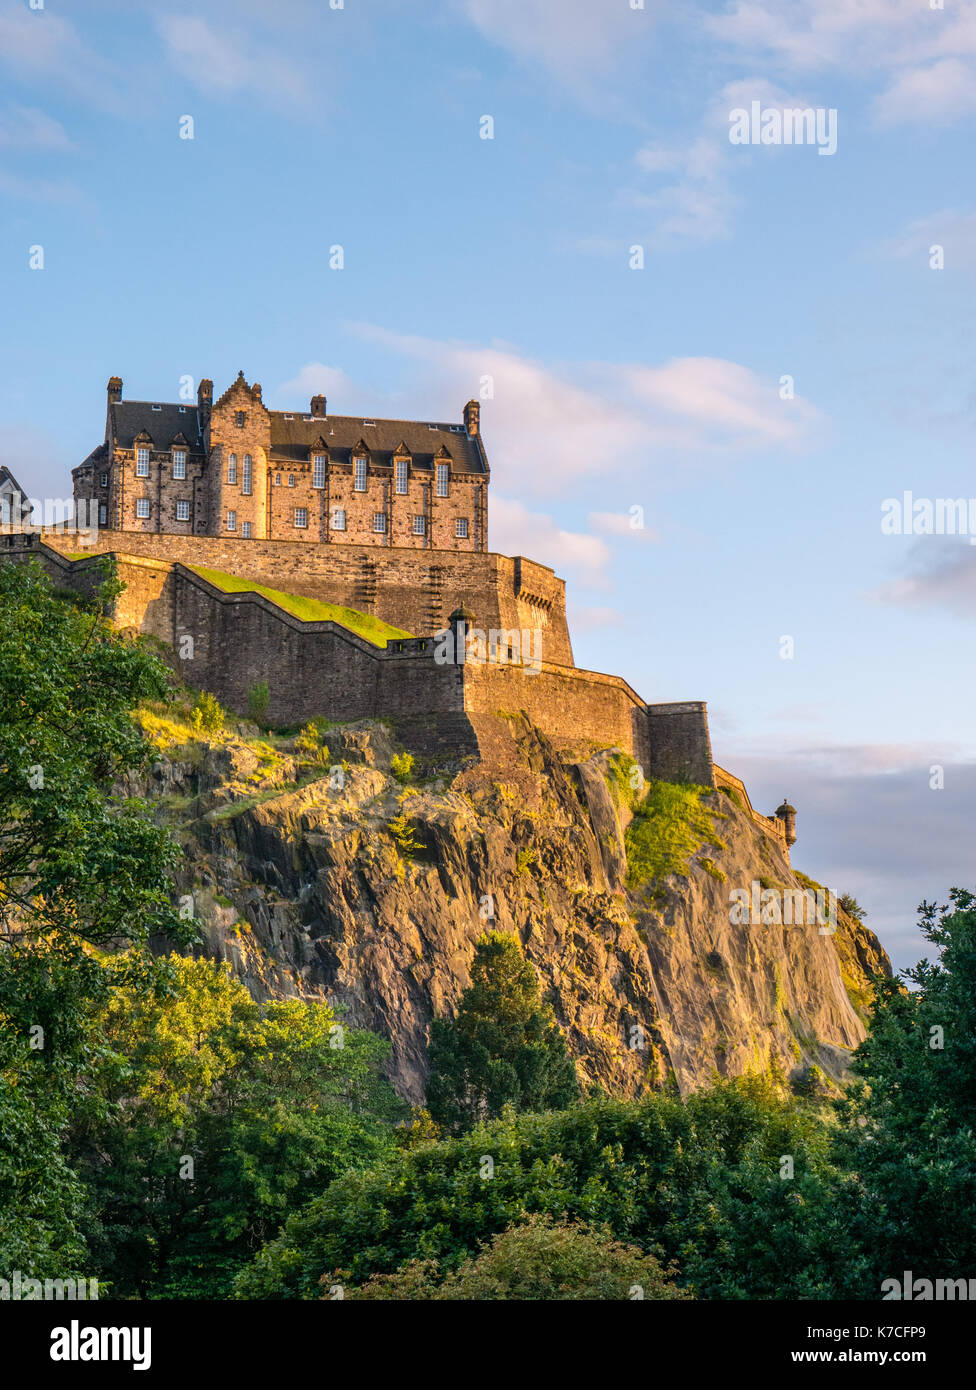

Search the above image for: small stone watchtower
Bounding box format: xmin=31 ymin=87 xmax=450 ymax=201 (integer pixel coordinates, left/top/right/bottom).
xmin=775 ymin=799 xmax=797 ymax=847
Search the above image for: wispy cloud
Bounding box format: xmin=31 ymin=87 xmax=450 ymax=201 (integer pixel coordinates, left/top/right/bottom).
xmin=340 ymin=326 xmax=820 ymax=496
xmin=0 ymin=103 xmax=73 ymax=150
xmin=156 ymin=14 xmax=315 ymax=108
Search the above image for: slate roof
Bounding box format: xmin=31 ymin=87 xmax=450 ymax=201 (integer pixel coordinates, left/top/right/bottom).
xmin=109 ymin=401 xmax=206 ymax=451
xmin=267 ymin=413 xmax=488 ymax=473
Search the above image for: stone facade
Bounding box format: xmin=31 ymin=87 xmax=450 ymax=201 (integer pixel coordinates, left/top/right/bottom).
xmin=72 ymin=374 xmax=489 ymax=552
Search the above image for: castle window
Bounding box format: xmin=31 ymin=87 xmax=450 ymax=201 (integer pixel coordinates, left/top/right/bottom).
xmin=436 ymin=463 xmax=449 ymax=497
xmin=395 ymin=459 xmax=408 ymax=494
xmin=242 ymin=454 xmax=252 ymax=495
xmin=172 ymin=450 xmax=187 ymax=479
xmin=294 ymin=508 xmax=308 ymax=528
xmin=412 ymin=515 xmax=425 ymax=536
xmin=176 ymin=500 xmax=190 ymax=521
xmin=235 ymin=412 xmax=246 ymax=428
xmin=99 ymin=472 xmax=108 ymax=488
xmin=288 ymin=474 xmax=296 ymax=488
xmin=227 ymin=510 xmax=237 ymax=531
xmin=313 ymin=455 xmax=326 ymax=488
xmin=136 ymin=448 xmax=149 ymax=476
xmin=354 ymin=457 xmax=367 ymax=491
xmin=275 ymin=473 xmax=281 ymax=486
xmin=331 ymin=507 xmax=346 ymax=531
xmin=456 ymin=517 xmax=469 ymax=539
xmin=242 ymin=521 xmax=252 ymax=538
xmin=98 ymin=503 xmax=107 ymax=526
xmin=135 ymin=498 xmax=150 ymax=519
xmin=228 ymin=454 xmax=237 ymax=485
xmin=373 ymin=512 xmax=387 ymax=533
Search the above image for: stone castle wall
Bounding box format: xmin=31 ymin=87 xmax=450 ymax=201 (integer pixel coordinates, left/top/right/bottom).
xmin=37 ymin=527 xmax=575 ymax=666
xmin=2 ymin=532 xmax=716 ymax=798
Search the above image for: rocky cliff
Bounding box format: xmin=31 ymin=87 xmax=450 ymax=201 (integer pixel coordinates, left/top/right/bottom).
xmin=133 ymin=706 xmax=890 ymax=1103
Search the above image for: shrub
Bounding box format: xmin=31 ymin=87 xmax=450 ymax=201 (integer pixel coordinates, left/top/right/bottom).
xmin=191 ymin=691 xmax=225 ymax=735
xmin=390 ymin=751 xmax=415 ymax=783
xmin=295 ymin=723 xmax=329 ymax=763
xmin=344 ymin=1213 xmax=691 ymax=1300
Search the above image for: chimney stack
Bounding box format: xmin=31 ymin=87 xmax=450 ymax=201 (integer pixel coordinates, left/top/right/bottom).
xmin=311 ymin=394 xmax=327 ymax=418
xmin=463 ymin=399 xmax=480 ymax=437
xmin=107 ymin=376 xmax=123 ymax=405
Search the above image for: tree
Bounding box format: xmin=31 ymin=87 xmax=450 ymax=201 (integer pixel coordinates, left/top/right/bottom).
xmin=425 ymin=932 xmax=580 ymax=1134
xmin=833 ymin=890 xmax=976 ymax=1293
xmin=0 ymin=559 xmax=194 ymax=1275
xmin=72 ymin=956 xmax=407 ymax=1299
xmin=347 ymin=1213 xmax=691 ymax=1300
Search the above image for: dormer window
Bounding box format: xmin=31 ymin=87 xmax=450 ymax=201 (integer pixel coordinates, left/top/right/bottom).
xmin=172 ymin=449 xmax=187 ymax=479
xmin=136 ymin=447 xmax=149 ymax=477
xmin=354 ymin=457 xmax=367 ymax=492
xmin=313 ymin=455 xmax=326 ymax=488
xmin=395 ymin=458 xmax=409 ymax=494
xmin=228 ymin=454 xmax=237 ymax=485
xmin=242 ymin=454 xmax=252 ymax=495
xmin=436 ymin=462 xmax=449 ymax=497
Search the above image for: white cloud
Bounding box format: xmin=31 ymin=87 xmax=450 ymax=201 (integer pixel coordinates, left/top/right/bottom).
xmin=156 ymin=14 xmax=313 ymax=107
xmin=275 ymin=362 xmax=359 ymax=410
xmin=344 ymin=326 xmax=819 ymax=496
xmin=0 ymin=103 xmax=73 ymax=150
xmin=489 ymin=495 xmax=612 ymax=590
xmin=456 ymin=0 xmax=661 ymax=93
xmin=874 ymin=57 xmax=976 ymax=127
xmin=707 ymin=0 xmax=976 ymax=129
xmin=588 ymin=510 xmax=658 ymax=541
xmin=0 ymin=2 xmax=122 ymax=110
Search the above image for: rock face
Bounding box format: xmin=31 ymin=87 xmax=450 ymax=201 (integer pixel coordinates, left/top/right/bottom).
xmin=140 ymin=714 xmax=890 ymax=1104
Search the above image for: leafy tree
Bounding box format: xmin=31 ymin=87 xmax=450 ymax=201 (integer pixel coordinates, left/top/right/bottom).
xmin=832 ymin=890 xmax=976 ymax=1293
xmin=0 ymin=560 xmax=194 ymax=1274
xmin=191 ymin=690 xmax=224 ymax=735
xmin=0 ymin=560 xmax=190 ymax=946
xmin=838 ymin=893 xmax=866 ymax=923
xmin=425 ymin=931 xmax=579 ymax=1133
xmin=346 ymin=1213 xmax=691 ymax=1300
xmin=235 ymin=1076 xmax=823 ymax=1299
xmin=72 ymin=956 xmax=407 ymax=1298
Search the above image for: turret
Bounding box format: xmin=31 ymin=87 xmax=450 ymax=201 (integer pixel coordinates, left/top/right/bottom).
xmin=774 ymin=799 xmax=797 ymax=847
xmin=448 ymin=603 xmax=475 ymax=664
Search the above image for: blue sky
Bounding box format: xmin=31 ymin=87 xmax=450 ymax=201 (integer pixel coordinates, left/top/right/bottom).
xmin=2 ymin=0 xmax=975 ymax=968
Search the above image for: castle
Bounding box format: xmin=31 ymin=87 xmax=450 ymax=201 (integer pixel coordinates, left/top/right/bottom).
xmin=2 ymin=372 xmax=796 ymax=852
xmin=72 ymin=374 xmax=487 ymax=551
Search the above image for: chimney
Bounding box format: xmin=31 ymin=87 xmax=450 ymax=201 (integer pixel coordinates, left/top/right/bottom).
xmin=107 ymin=376 xmax=123 ymax=405
xmin=463 ymin=399 xmax=480 ymax=437
xmin=198 ymin=379 xmax=213 ymax=411
xmin=311 ymin=394 xmax=327 ymax=418
xmin=251 ymin=382 xmax=262 ymax=402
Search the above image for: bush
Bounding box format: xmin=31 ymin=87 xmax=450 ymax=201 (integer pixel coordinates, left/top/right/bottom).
xmin=344 ymin=1213 xmax=691 ymax=1300
xmin=390 ymin=751 xmax=414 ymax=783
xmin=191 ymin=691 xmax=225 ymax=735
xmin=295 ymin=723 xmax=329 ymax=763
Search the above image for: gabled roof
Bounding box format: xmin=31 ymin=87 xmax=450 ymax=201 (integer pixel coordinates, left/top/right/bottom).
xmin=267 ymin=412 xmax=486 ymax=473
xmin=109 ymin=401 xmax=205 ymax=452
xmin=0 ymin=465 xmax=29 ymax=496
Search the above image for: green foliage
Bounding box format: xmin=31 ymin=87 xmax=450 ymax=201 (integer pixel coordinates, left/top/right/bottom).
xmin=346 ymin=1213 xmax=691 ymax=1300
xmin=70 ymin=955 xmax=407 ymax=1299
xmin=838 ymin=892 xmax=866 ymax=923
xmin=515 ymin=847 xmax=536 ymax=874
xmin=294 ymin=722 xmax=330 ymax=763
xmin=425 ymin=931 xmax=579 ymax=1135
xmin=390 ymin=751 xmax=415 ymax=783
xmin=624 ymin=778 xmax=723 ymax=887
xmin=233 ymin=1076 xmax=834 ymax=1299
xmin=191 ymin=690 xmax=225 ymax=735
xmin=830 ymin=890 xmax=976 ymax=1294
xmin=247 ymin=681 xmax=270 ymax=724
xmin=388 ymin=812 xmax=425 ymax=856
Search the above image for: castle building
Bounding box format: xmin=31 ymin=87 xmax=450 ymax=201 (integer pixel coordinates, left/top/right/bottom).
xmin=72 ymin=374 xmax=488 ymax=552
